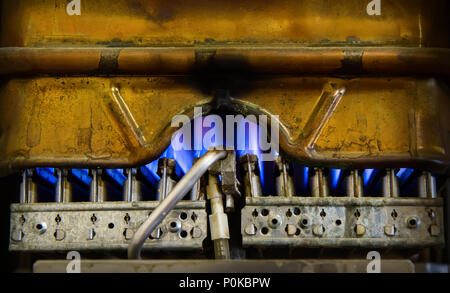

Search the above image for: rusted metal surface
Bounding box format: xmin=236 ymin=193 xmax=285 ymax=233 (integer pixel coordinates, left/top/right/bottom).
xmin=0 ymin=76 xmax=213 ymax=175
xmin=230 ymin=77 xmax=450 ymax=171
xmin=1 ymin=0 xmax=448 ymax=271
xmin=1 ymin=0 xmax=449 ymax=48
xmin=9 ymin=201 xmax=207 ymax=252
xmin=0 ymin=47 xmax=449 ymax=76
xmin=1 ymin=76 xmax=449 ymax=176
xmin=0 ymin=0 xmax=449 ymax=176
xmin=242 ymin=197 xmax=445 ymax=249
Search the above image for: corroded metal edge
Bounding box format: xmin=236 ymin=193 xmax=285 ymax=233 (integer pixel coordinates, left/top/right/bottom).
xmin=245 ymin=197 xmax=444 ymax=207
xmin=242 ymin=238 xmax=445 ymax=249
xmin=10 ymin=200 xmax=206 ymax=212
xmin=242 ymin=197 xmax=445 ymax=248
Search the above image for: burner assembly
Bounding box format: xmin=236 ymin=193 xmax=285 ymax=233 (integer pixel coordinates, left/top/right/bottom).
xmin=1 ymin=0 xmax=449 ymax=273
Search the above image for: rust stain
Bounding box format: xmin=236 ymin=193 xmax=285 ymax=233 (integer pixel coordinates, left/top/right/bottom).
xmin=1 ymin=0 xmax=448 ymax=47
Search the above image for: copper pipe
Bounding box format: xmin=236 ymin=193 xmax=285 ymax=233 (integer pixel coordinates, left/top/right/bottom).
xmin=1 ymin=47 xmax=449 ymax=76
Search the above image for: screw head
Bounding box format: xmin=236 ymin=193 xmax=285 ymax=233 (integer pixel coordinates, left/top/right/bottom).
xmin=355 ymin=224 xmax=366 ymax=237
xmin=11 ymin=229 xmax=24 ymax=242
xmin=429 ymin=224 xmax=440 ymax=237
xmin=312 ymin=224 xmax=325 ymax=237
xmin=384 ymin=224 xmax=396 ymax=236
xmin=285 ymin=224 xmax=297 ymax=236
xmin=124 ymin=228 xmax=134 ymax=240
xmin=54 ymin=229 xmax=65 ymax=241
xmin=191 ymin=227 xmax=203 ymax=238
xmin=244 ymin=223 xmax=257 ymax=236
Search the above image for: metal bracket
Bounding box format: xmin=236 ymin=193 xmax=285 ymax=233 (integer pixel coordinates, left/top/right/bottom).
xmin=9 ymin=201 xmax=207 ymax=252
xmin=242 ymin=197 xmax=445 ymax=248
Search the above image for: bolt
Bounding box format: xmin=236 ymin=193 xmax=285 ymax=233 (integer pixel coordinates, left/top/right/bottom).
xmin=355 ymin=224 xmax=366 ymax=237
xmin=384 ymin=224 xmax=396 ymax=236
xmin=11 ymin=229 xmax=24 ymax=242
xmin=244 ymin=223 xmax=257 ymax=235
xmin=123 ymin=228 xmax=134 ymax=240
xmin=312 ymin=224 xmax=325 ymax=237
xmin=429 ymin=224 xmax=440 ymax=237
xmin=286 ymin=224 xmax=297 ymax=236
xmin=191 ymin=227 xmax=203 ymax=238
xmin=54 ymin=229 xmax=65 ymax=241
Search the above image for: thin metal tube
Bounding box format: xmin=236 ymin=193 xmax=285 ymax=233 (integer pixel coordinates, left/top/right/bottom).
xmin=55 ymin=169 xmax=72 ymax=203
xmin=89 ymin=169 xmax=107 ymax=202
xmin=20 ymin=169 xmax=37 ymax=203
xmin=128 ymin=150 xmax=227 ymax=259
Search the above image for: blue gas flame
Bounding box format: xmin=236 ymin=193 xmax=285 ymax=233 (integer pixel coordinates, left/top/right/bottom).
xmin=396 ymin=168 xmax=414 ymax=186
xmin=36 ymin=168 xmax=57 ymax=185
xmin=329 ymin=169 xmax=342 ymax=190
xmin=143 ymin=115 xmax=269 ymax=189
xmin=36 ymin=167 xmax=91 ymax=186
xmin=105 ymin=169 xmax=126 ymax=185
xmin=34 ymin=116 xmax=426 ymax=198
xmin=362 ymin=169 xmax=375 ymax=187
